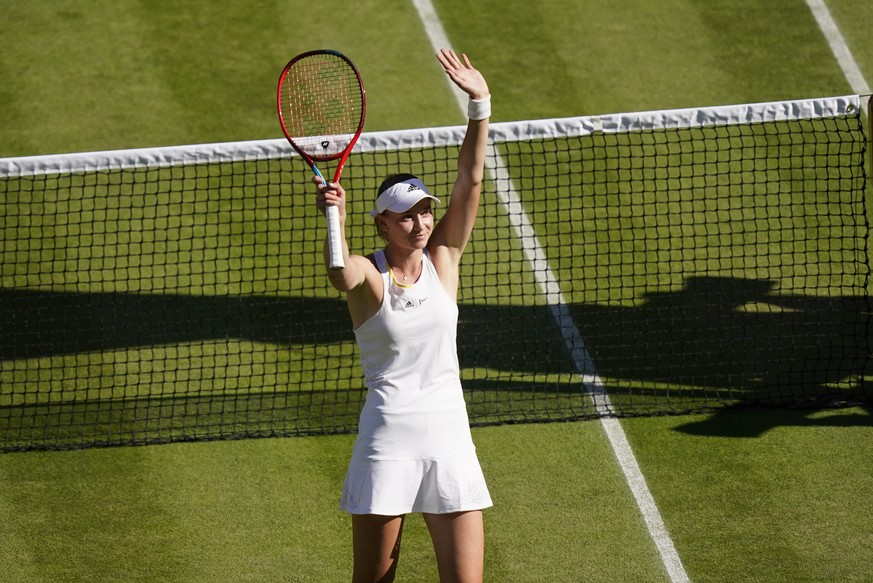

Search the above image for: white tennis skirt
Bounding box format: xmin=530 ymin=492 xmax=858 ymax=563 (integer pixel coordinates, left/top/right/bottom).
xmin=340 ymin=452 xmax=493 ymax=515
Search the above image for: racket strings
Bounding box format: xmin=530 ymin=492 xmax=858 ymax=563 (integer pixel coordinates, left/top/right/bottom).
xmin=279 ymin=54 xmax=364 ymax=158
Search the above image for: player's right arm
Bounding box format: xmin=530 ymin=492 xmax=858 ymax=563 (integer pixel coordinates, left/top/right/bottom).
xmin=315 ymin=178 xmax=383 ymax=327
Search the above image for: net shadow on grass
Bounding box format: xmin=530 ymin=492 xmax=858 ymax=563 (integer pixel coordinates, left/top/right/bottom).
xmin=1 ymin=274 xmax=870 ymax=450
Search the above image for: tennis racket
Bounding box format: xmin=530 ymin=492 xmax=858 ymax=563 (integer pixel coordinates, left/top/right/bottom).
xmin=277 ymin=50 xmax=366 ymax=270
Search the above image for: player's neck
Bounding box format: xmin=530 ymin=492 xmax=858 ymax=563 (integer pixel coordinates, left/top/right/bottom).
xmin=384 ymin=247 xmax=423 ymax=281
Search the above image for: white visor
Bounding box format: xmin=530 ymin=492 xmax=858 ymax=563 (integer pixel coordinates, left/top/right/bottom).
xmin=369 ymin=178 xmax=440 ymax=217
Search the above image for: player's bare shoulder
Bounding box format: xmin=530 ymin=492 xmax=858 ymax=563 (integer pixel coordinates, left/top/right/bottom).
xmin=344 ymin=253 xmax=384 ymax=328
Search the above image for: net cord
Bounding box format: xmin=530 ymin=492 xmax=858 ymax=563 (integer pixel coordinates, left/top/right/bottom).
xmin=1 ymin=95 xmax=860 ymax=177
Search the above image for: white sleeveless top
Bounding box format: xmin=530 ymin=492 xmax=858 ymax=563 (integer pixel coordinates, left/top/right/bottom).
xmin=351 ymin=249 xmax=475 ymax=461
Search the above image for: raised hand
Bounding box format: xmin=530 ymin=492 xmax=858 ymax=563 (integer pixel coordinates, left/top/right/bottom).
xmin=436 ymin=49 xmax=489 ymax=100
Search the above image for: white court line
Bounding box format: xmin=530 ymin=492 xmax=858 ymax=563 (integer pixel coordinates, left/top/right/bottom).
xmin=409 ymin=1 xmax=691 ymax=581
xmin=805 ymin=0 xmax=870 ymax=111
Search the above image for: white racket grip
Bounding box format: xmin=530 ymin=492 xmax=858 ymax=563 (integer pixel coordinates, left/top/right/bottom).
xmin=325 ymin=204 xmax=345 ymax=270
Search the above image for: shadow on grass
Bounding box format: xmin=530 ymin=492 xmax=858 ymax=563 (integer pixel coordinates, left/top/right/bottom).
xmin=672 ymin=401 xmax=873 ymax=438
xmin=1 ymin=274 xmax=870 ymax=448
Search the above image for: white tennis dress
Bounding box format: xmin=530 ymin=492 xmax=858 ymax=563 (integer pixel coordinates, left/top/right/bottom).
xmin=340 ymin=249 xmax=492 ymax=515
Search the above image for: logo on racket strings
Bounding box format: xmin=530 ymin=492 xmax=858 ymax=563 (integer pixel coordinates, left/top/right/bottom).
xmin=321 ymin=140 xmax=330 ymax=149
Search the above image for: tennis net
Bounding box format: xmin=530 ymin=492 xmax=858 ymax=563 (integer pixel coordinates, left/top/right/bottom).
xmin=1 ymin=95 xmax=870 ymax=451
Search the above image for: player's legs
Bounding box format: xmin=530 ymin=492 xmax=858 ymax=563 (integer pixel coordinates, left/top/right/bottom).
xmin=351 ymin=514 xmax=406 ymax=583
xmin=423 ymin=510 xmax=484 ymax=583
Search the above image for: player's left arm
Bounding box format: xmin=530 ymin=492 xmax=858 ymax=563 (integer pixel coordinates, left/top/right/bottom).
xmin=429 ymin=50 xmax=490 ymax=271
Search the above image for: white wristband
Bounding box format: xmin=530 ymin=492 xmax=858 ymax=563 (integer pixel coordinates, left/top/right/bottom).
xmin=467 ymin=95 xmax=491 ymax=120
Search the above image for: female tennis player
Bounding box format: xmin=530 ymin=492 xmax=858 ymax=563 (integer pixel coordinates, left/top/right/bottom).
xmin=313 ymin=49 xmax=492 ymax=583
